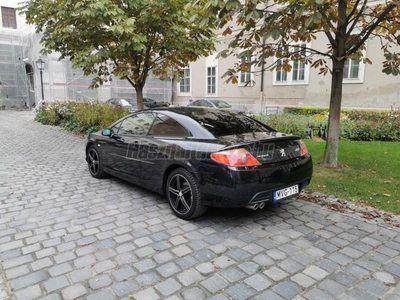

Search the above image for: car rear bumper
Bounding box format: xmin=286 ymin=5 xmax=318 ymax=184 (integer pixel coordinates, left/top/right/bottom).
xmin=197 ymin=155 xmax=313 ymax=208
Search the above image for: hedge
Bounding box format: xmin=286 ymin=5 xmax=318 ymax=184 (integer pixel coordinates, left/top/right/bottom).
xmin=35 ymin=101 xmax=400 ymax=142
xmin=258 ymin=108 xmax=400 ymax=141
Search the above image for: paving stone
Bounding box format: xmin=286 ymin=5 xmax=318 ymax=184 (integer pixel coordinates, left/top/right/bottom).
xmin=156 ymin=262 xmax=181 ymax=278
xmin=304 ymin=288 xmax=335 ymax=300
xmin=196 ymin=262 xmax=215 ymax=275
xmin=319 ymin=279 xmax=347 ymax=297
xmin=239 ymin=261 xmax=262 ymax=275
xmin=252 ymin=253 xmax=275 ymax=267
xmin=331 ymin=271 xmax=358 ymax=287
xmin=93 ymin=260 xmax=116 ymax=274
xmin=61 ymin=284 xmax=88 ymax=300
xmin=220 ymin=266 xmax=247 ymax=283
xmin=44 ymin=276 xmax=70 ymax=293
xmin=205 ymin=242 xmax=226 ymax=254
xmin=48 ymin=263 xmax=73 ymax=277
xmin=135 ymin=271 xmax=161 ymax=287
xmin=180 ymin=287 xmax=206 ymax=300
xmin=291 ymin=273 xmax=316 ymax=288
xmin=304 ymin=266 xmax=329 ymax=280
xmin=10 ymin=270 xmax=48 ymax=291
xmin=278 ymin=259 xmax=303 ymax=274
xmin=177 ymin=268 xmax=204 ymax=286
xmin=153 ymin=251 xmax=174 ymax=264
xmin=89 ymin=274 xmax=112 ymax=290
xmin=374 ymin=272 xmax=395 ymax=285
xmin=255 ymin=290 xmax=284 ymax=300
xmin=347 ymin=287 xmax=377 ymax=300
xmin=273 ymin=281 xmax=303 ymax=299
xmin=86 ymin=289 xmax=116 ymax=300
xmin=68 ymin=267 xmax=93 ymax=283
xmin=133 ymin=287 xmax=160 ymax=300
xmin=14 ymin=284 xmax=42 ymax=300
xmin=227 ymin=248 xmax=251 ymax=262
xmin=112 ymin=281 xmax=139 ymax=297
xmin=155 ymin=278 xmax=181 ymax=296
xmin=244 ymin=273 xmax=272 ymax=291
xmin=359 ymin=279 xmax=391 ymax=296
xmin=5 ymin=265 xmax=30 ymax=280
xmin=2 ymin=254 xmax=33 ymax=269
xmin=263 ymin=266 xmax=289 ymax=282
xmin=226 ymin=282 xmax=256 ymax=300
xmin=212 ymin=255 xmax=236 ymax=268
xmin=112 ymin=266 xmax=136 ymax=282
xmin=201 ymin=275 xmax=229 ymax=294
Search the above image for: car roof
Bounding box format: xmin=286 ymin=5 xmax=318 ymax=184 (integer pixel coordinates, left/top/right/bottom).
xmin=121 ymin=107 xmax=242 ymax=139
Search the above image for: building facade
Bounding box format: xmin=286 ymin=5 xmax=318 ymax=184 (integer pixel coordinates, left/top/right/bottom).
xmin=0 ymin=0 xmax=172 ymax=109
xmin=175 ymin=10 xmax=400 ymax=114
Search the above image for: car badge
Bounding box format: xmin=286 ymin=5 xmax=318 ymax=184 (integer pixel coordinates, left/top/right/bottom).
xmin=279 ymin=149 xmax=286 ymax=157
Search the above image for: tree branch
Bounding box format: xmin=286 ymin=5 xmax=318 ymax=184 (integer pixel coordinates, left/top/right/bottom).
xmin=346 ymin=0 xmax=368 ymax=40
xmin=348 ymin=3 xmax=396 ymax=55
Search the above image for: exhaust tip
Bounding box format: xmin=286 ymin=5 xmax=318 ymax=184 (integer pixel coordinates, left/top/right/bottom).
xmin=245 ymin=204 xmax=259 ymax=210
xmin=259 ymin=202 xmax=265 ymax=209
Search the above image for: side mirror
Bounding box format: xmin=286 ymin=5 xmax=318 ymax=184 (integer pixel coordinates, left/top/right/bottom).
xmin=102 ymin=129 xmax=112 ymax=136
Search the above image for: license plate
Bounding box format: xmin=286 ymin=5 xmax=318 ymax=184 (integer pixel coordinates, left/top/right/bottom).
xmin=273 ymin=185 xmax=299 ymax=201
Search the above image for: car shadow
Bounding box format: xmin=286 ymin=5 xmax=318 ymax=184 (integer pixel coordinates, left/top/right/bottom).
xmin=102 ymin=174 xmax=294 ymax=223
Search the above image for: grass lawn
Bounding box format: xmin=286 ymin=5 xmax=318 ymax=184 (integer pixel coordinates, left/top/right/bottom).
xmin=304 ymin=140 xmax=400 ymax=215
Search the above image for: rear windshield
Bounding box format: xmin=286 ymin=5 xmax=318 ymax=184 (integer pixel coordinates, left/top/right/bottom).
xmin=188 ymin=110 xmax=274 ymax=136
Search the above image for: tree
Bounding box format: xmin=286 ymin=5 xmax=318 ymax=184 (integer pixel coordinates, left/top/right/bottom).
xmin=195 ymin=0 xmax=400 ymax=167
xmin=20 ymin=0 xmax=215 ymax=110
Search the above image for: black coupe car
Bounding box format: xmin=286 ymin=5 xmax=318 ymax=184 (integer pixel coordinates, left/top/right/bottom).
xmin=85 ymin=107 xmax=312 ymax=219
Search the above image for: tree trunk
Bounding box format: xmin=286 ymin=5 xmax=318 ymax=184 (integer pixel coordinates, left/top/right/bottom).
xmin=322 ymin=0 xmax=347 ymax=168
xmin=135 ymin=85 xmax=144 ymax=110
xmin=323 ymin=60 xmax=344 ymax=167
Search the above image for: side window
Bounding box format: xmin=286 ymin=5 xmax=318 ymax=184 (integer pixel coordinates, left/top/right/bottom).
xmin=118 ymin=112 xmax=156 ymax=135
xmin=111 ymin=121 xmax=122 ymax=133
xmin=149 ymin=114 xmax=190 ymax=137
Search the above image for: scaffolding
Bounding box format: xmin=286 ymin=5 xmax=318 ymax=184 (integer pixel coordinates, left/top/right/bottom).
xmin=0 ymin=24 xmax=172 ymax=109
xmin=0 ymin=27 xmax=30 ymax=108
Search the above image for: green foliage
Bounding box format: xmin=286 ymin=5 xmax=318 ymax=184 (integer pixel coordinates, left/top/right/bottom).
xmin=34 ymin=101 xmax=130 ymax=134
xmin=283 ymin=107 xmax=398 ymax=123
xmin=284 ymin=107 xmax=329 ymax=116
xmin=20 ymin=0 xmax=215 ymax=109
xmin=256 ymin=110 xmax=400 ymax=142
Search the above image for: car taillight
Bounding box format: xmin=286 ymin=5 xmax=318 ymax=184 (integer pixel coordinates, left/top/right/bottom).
xmin=298 ymin=140 xmax=309 ymax=156
xmin=211 ymin=148 xmax=261 ymax=167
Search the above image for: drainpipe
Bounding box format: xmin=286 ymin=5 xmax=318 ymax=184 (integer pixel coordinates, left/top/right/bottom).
xmin=260 ymin=0 xmax=268 ymax=115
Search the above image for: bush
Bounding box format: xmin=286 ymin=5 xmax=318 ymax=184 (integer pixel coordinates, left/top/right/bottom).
xmin=34 ymin=100 xmax=130 ymax=134
xmin=283 ymin=106 xmax=397 ymax=122
xmin=257 ymin=112 xmax=400 ymax=142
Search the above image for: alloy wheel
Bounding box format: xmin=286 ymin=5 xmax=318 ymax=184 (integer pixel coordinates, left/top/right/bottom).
xmin=168 ymin=174 xmax=193 ymax=214
xmin=88 ymin=148 xmax=100 ymax=176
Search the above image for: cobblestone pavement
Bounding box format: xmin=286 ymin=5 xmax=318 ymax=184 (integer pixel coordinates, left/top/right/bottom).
xmin=0 ymin=110 xmax=399 ymax=300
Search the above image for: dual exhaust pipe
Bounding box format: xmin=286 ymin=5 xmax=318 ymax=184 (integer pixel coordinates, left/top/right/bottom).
xmin=245 ymin=202 xmax=266 ymax=210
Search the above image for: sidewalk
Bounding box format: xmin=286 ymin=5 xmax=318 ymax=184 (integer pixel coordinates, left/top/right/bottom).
xmin=0 ymin=111 xmax=399 ymax=300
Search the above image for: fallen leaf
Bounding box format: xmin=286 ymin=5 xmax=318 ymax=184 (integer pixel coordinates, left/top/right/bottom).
xmin=383 ymin=194 xmax=391 ymax=197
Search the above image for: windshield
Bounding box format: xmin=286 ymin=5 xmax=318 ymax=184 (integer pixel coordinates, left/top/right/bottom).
xmin=210 ymin=100 xmax=232 ymax=108
xmin=120 ymin=99 xmax=133 ymax=107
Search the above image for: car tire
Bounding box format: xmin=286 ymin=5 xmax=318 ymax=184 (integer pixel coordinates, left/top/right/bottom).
xmin=166 ymin=168 xmax=207 ymax=220
xmin=87 ymin=145 xmax=107 ymax=178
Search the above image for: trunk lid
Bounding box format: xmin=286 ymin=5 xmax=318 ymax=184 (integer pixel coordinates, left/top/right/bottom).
xmin=217 ymin=132 xmax=302 ymax=165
